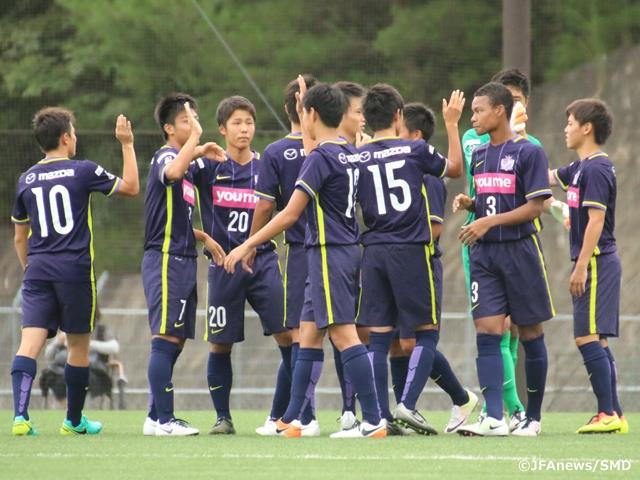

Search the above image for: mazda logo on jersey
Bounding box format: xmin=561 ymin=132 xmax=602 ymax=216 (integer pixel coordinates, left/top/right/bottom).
xmin=359 ymin=151 xmax=371 ymax=163
xmin=284 ymin=148 xmax=298 ymax=160
xmin=25 ymin=173 xmax=36 ymax=184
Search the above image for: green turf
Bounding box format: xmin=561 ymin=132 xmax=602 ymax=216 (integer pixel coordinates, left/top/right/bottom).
xmin=2 ymin=411 xmax=638 ymax=479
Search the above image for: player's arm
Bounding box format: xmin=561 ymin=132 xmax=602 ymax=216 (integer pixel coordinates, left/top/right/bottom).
xmin=459 ymin=197 xmax=545 ymax=245
xmin=239 ymin=199 xmax=276 ymax=271
xmin=164 ymin=102 xmax=203 ymax=182
xmin=441 ymin=90 xmax=465 ymax=178
xmin=14 ymin=224 xmax=29 ymax=270
xmin=295 ymin=75 xmax=318 ymax=154
xmin=193 ymin=142 xmax=227 ymax=163
xmin=193 ymin=228 xmax=225 ymax=265
xmin=570 ymin=208 xmax=605 ymax=297
xmin=114 ymin=115 xmax=140 ymax=197
xmin=224 ymin=189 xmax=309 ymax=273
xmin=452 ymin=194 xmax=475 ymax=213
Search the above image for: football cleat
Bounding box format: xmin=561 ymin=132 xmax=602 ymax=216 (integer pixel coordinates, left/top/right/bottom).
xmin=576 ymin=412 xmax=621 ymax=434
xmin=330 ymin=419 xmax=387 ymax=438
xmin=338 ymin=411 xmax=359 ymax=431
xmin=209 ymin=417 xmax=235 ymax=435
xmin=301 ymin=419 xmax=321 ymax=437
xmin=275 ymin=418 xmax=302 ymax=438
xmin=444 ymin=389 xmax=478 ymax=433
xmin=393 ymin=403 xmax=438 ymax=435
xmin=457 ymin=415 xmax=509 ymax=437
xmin=509 ymin=409 xmax=526 ymax=432
xmin=256 ymin=416 xmax=278 ymax=436
xmin=12 ymin=416 xmax=38 ymax=436
xmin=511 ymin=417 xmax=541 ymax=437
xmin=386 ymin=421 xmax=408 ymax=436
xmin=156 ymin=418 xmax=199 ymax=436
xmin=60 ymin=416 xmax=102 ymax=435
xmin=143 ymin=417 xmax=158 ymax=436
xmin=618 ymin=415 xmax=629 ymax=434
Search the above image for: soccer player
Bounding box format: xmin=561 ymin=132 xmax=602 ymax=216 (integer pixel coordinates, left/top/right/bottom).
xmin=190 ymin=96 xmax=293 ymax=435
xmin=225 ymin=80 xmax=386 ymax=438
xmin=11 ymin=107 xmax=139 ymax=436
xmin=249 ymin=75 xmax=320 ymax=436
xmin=355 ymin=85 xmax=465 ymax=436
xmin=388 ymin=102 xmax=478 ymax=434
xmin=142 ymin=94 xmax=226 ymax=436
xmin=453 ymin=82 xmax=554 ymax=436
xmin=549 ymin=99 xmax=627 ymax=434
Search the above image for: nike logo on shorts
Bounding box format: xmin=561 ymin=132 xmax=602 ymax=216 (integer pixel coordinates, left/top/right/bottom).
xmin=210 ymin=328 xmax=224 ymax=334
xmin=174 ymin=321 xmax=185 ymax=328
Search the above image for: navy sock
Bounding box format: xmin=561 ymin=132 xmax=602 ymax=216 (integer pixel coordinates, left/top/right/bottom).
xmin=476 ymin=333 xmax=503 ymax=420
xmin=11 ymin=355 xmax=37 ymax=420
xmin=65 ymin=364 xmax=90 ymax=426
xmin=207 ymin=351 xmax=233 ymax=420
xmin=292 ymin=343 xmax=315 ymax=424
xmin=283 ymin=348 xmax=323 ymax=423
xmin=604 ymin=347 xmax=623 ymax=416
xmin=430 ymin=350 xmax=469 ymax=406
xmin=579 ymin=342 xmax=613 ymax=415
xmin=269 ymin=346 xmax=292 ymax=419
xmin=390 ymin=356 xmax=409 ymax=405
xmin=521 ymin=334 xmax=547 ymax=421
xmin=147 ymin=393 xmax=157 ymax=421
xmin=148 ymin=338 xmax=180 ymax=424
xmin=331 ymin=339 xmax=355 ymax=414
xmin=401 ymin=330 xmax=439 ymax=410
xmin=369 ymin=331 xmax=394 ymax=420
xmin=341 ymin=344 xmax=380 ymax=425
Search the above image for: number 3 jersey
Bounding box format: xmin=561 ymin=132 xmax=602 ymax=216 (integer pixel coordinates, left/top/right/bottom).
xmin=11 ymin=157 xmax=121 ymax=281
xmin=191 ymin=151 xmax=274 ymax=253
xmin=471 ymin=136 xmax=552 ymax=242
xmin=356 ymin=137 xmax=447 ymax=245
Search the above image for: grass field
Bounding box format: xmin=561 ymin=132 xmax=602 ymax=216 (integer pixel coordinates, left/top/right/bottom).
xmin=2 ymin=410 xmax=637 ymax=479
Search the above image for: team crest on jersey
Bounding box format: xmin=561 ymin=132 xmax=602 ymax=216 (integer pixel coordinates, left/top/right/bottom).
xmin=25 ymin=173 xmax=36 ymax=184
xmin=500 ymin=154 xmax=515 ymax=171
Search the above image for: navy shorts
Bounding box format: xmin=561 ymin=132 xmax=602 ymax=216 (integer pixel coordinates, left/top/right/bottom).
xmin=142 ymin=250 xmax=197 ymax=339
xmin=21 ymin=279 xmax=96 ymax=338
xmin=206 ymin=250 xmax=285 ymax=344
xmin=573 ymin=253 xmax=621 ymax=338
xmin=469 ymin=235 xmax=555 ymax=325
xmin=300 ymin=245 xmax=360 ymax=329
xmin=284 ymin=243 xmax=308 ymax=329
xmin=357 ymin=244 xmax=438 ymax=337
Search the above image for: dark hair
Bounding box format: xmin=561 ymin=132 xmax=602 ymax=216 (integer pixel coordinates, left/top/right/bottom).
xmin=303 ymin=83 xmax=347 ymax=128
xmin=32 ymin=107 xmax=76 ymax=152
xmin=491 ymin=68 xmax=530 ymax=99
xmin=403 ymin=103 xmax=436 ymax=142
xmin=566 ymin=99 xmax=613 ymax=145
xmin=285 ymin=74 xmax=317 ymax=125
xmin=363 ymin=83 xmax=404 ymax=131
xmin=333 ymin=81 xmax=366 ymax=102
xmin=474 ymin=82 xmax=514 ymax=120
xmin=154 ymin=93 xmax=197 ymax=140
xmin=216 ymin=95 xmax=256 ymax=126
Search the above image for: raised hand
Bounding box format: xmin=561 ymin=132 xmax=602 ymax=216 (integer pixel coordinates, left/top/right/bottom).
xmin=452 ymin=193 xmax=474 ymax=213
xmin=443 ymin=89 xmax=466 ymax=126
xmin=115 ymin=114 xmax=134 ymax=145
xmin=184 ymin=101 xmax=203 ymax=138
xmin=295 ymin=74 xmax=308 ymax=122
xmin=200 ymin=142 xmax=227 ymax=162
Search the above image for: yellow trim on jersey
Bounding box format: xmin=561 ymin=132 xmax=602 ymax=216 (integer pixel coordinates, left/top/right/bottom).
xmin=319 ymin=140 xmax=348 ymax=146
xmin=11 ymin=216 xmax=30 ymax=223
xmin=587 ymin=153 xmax=608 ymax=160
xmin=87 ymin=195 xmax=97 ymax=331
xmin=531 ymin=234 xmax=556 ymax=316
xmin=106 ymin=178 xmax=121 ymax=197
xmin=255 ymin=189 xmax=276 ymax=200
xmin=286 ymin=134 xmax=303 ymax=140
xmin=525 ymin=188 xmax=552 ymax=199
xmin=297 ymin=180 xmax=317 ymax=198
xmin=316 ymin=194 xmax=334 ymax=325
xmin=430 ymin=215 xmax=444 ymax=223
xmin=283 ymin=244 xmax=290 ymax=327
xmin=553 ymin=170 xmax=569 ymax=191
xmin=203 ymin=270 xmax=209 ymax=341
xmin=38 ymin=157 xmax=69 ymax=164
xmin=423 ymin=245 xmax=437 ymax=325
xmin=594 ymin=246 xmax=601 ymax=256
xmin=589 ymin=256 xmax=598 ymax=334
xmin=582 ymin=200 xmax=607 ymax=210
xmin=421 ymin=184 xmax=434 ymax=247
xmin=160 ymin=187 xmax=173 ymax=334
xmin=534 ymin=217 xmax=542 ymax=232
xmin=513 ymin=135 xmax=526 ymax=143
xmin=355 ymin=282 xmax=363 ymax=323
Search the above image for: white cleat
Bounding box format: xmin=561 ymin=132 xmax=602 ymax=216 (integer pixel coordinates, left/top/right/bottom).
xmin=301 ymin=419 xmax=321 ymax=437
xmin=143 ymin=417 xmax=158 ymax=436
xmin=256 ymin=417 xmax=278 ymax=436
xmin=155 ymin=418 xmax=199 ymax=436
xmin=509 ymin=410 xmax=526 ymax=432
xmin=330 ymin=419 xmax=387 ymax=438
xmin=457 ymin=415 xmax=509 ymax=437
xmin=444 ymin=389 xmax=479 ymax=433
xmin=339 ymin=411 xmax=359 ymax=431
xmin=511 ymin=417 xmax=541 ymax=437
xmin=393 ymin=403 xmax=438 ymax=435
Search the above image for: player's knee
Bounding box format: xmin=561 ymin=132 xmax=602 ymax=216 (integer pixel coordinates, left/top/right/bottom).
xmin=273 ymin=331 xmax=293 ymax=347
xmin=328 ymin=325 xmax=360 ymax=351
xmin=209 ymin=342 xmax=233 ymax=354
xmin=518 ymin=324 xmax=543 ymax=342
xmin=399 ymin=338 xmax=415 ymax=356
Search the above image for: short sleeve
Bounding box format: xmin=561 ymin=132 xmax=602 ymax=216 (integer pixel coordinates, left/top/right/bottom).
xmin=521 ymin=147 xmax=552 ymax=200
xmin=424 ymin=175 xmax=447 ymax=224
xmin=582 ymin=163 xmax=613 ymax=211
xmin=11 ymin=179 xmax=29 ymax=224
xmin=155 ymin=150 xmax=178 ymax=186
xmin=416 ymin=141 xmax=447 ymax=178
xmin=189 ymin=157 xmax=217 ymax=192
xmin=295 ymin=150 xmax=330 ymax=199
xmin=255 ymin=147 xmax=280 ymax=202
xmin=84 ymin=161 xmax=121 ymax=197
xmin=554 ymin=161 xmax=577 ymax=192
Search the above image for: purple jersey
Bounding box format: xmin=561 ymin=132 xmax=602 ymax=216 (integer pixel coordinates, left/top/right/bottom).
xmin=356 ymin=138 xmax=447 ymax=245
xmin=143 ymin=146 xmax=198 ymax=257
xmin=424 ymin=174 xmax=447 ymax=257
xmin=471 ymin=136 xmax=552 ymax=242
xmin=554 ymin=152 xmax=617 ymax=260
xmin=11 ymin=157 xmax=120 ymax=281
xmin=295 ymin=140 xmax=360 ymax=247
xmin=191 ymin=151 xmax=274 ymax=253
xmin=254 ymin=133 xmax=308 ymax=245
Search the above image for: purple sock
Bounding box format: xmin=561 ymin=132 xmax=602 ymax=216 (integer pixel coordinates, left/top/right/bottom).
xmin=269 ymin=346 xmax=292 ymax=419
xmin=476 ymin=333 xmax=503 ymax=420
xmin=207 ymin=351 xmax=233 ymax=419
xmin=579 ymin=341 xmax=613 ymax=415
xmin=148 ymin=338 xmax=179 ymax=424
xmin=368 ymin=331 xmax=394 ymax=420
xmin=401 ymin=330 xmax=439 ymax=410
xmin=521 ymin=334 xmax=547 ymax=421
xmin=390 ymin=356 xmax=409 ymax=405
xmin=65 ymin=364 xmax=90 ymax=426
xmin=11 ymin=355 xmax=37 ymax=420
xmin=604 ymin=346 xmax=623 ymax=416
xmin=283 ymin=348 xmax=323 ymax=423
xmin=341 ymin=344 xmax=380 ymax=425
xmin=430 ymin=350 xmax=469 ymax=406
